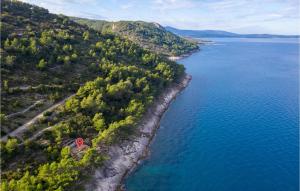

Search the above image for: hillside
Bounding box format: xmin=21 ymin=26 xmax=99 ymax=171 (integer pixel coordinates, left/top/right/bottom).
xmin=0 ymin=1 xmax=185 ymax=190
xmin=166 ymin=26 xmax=300 ymax=38
xmin=72 ymin=18 xmax=199 ymax=56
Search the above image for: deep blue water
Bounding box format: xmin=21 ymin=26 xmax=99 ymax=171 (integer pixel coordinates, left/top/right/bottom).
xmin=125 ymin=38 xmax=299 ymax=191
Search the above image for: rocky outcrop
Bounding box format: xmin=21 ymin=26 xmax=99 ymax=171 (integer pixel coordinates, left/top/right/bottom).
xmin=85 ymin=74 xmax=192 ymax=191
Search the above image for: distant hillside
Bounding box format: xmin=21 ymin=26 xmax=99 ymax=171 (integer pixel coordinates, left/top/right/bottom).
xmin=72 ymin=18 xmax=199 ymax=56
xmin=165 ymin=26 xmax=299 ymax=38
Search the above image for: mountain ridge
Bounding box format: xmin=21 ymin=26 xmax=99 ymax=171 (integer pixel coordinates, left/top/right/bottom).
xmin=165 ymin=26 xmax=299 ymax=38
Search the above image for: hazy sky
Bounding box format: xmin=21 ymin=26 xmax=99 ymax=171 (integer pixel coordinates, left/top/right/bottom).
xmin=22 ymin=0 xmax=300 ymax=35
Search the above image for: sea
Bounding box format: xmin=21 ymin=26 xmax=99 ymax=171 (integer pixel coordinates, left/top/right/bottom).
xmin=125 ymin=38 xmax=299 ymax=191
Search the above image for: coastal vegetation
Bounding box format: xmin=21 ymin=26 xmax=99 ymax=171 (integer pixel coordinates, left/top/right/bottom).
xmin=0 ymin=1 xmax=190 ymax=190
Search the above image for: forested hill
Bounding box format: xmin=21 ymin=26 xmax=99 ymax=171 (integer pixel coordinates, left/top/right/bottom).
xmin=72 ymin=18 xmax=199 ymax=56
xmin=1 ymin=1 xmax=185 ymax=190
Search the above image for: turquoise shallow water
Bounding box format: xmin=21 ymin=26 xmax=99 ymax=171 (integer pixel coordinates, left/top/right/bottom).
xmin=125 ymin=38 xmax=299 ymax=191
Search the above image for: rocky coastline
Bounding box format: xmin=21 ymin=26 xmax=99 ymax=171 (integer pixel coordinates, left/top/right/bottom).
xmin=168 ymin=48 xmax=200 ymax=61
xmin=85 ymin=74 xmax=192 ymax=191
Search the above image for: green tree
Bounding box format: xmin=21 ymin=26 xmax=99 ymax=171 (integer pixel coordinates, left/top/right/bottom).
xmin=3 ymin=80 xmax=9 ymax=91
xmin=63 ymin=56 xmax=70 ymax=65
xmin=155 ymin=62 xmax=174 ymax=81
xmin=5 ymin=138 xmax=18 ymax=154
xmin=92 ymin=113 xmax=105 ymax=131
xmin=83 ymin=31 xmax=90 ymax=41
xmin=65 ymin=97 xmax=80 ymax=113
xmin=11 ymin=38 xmax=19 ymax=49
xmin=125 ymin=100 xmax=145 ymax=118
xmin=60 ymin=146 xmax=70 ymax=159
xmin=4 ymin=38 xmax=10 ymax=49
xmin=1 ymin=180 xmax=9 ymax=191
xmin=40 ymin=31 xmax=52 ymax=45
xmin=70 ymin=53 xmax=78 ymax=61
xmin=5 ymin=55 xmax=16 ymax=66
xmin=36 ymin=59 xmax=47 ymax=70
xmin=29 ymin=38 xmax=38 ymax=54
xmin=107 ymin=80 xmax=133 ymax=99
xmin=62 ymin=44 xmax=72 ymax=52
xmin=0 ymin=113 xmax=7 ymax=124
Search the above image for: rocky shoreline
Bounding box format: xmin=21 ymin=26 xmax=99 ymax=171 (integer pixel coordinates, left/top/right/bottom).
xmin=168 ymin=48 xmax=200 ymax=61
xmin=85 ymin=74 xmax=192 ymax=191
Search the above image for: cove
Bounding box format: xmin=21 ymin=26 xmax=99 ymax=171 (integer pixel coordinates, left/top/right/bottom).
xmin=125 ymin=38 xmax=299 ymax=191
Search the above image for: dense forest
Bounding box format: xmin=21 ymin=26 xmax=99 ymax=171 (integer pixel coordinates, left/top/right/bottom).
xmin=0 ymin=1 xmax=187 ymax=190
xmin=72 ymin=18 xmax=199 ymax=56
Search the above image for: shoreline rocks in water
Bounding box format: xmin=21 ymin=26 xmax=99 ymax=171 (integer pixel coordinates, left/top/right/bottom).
xmin=85 ymin=74 xmax=192 ymax=191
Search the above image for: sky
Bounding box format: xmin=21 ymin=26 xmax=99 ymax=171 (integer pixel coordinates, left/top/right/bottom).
xmin=22 ymin=0 xmax=300 ymax=35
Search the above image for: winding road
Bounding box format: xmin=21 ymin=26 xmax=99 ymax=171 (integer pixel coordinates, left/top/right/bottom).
xmin=1 ymin=94 xmax=75 ymax=142
xmin=7 ymin=99 xmax=44 ymax=119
